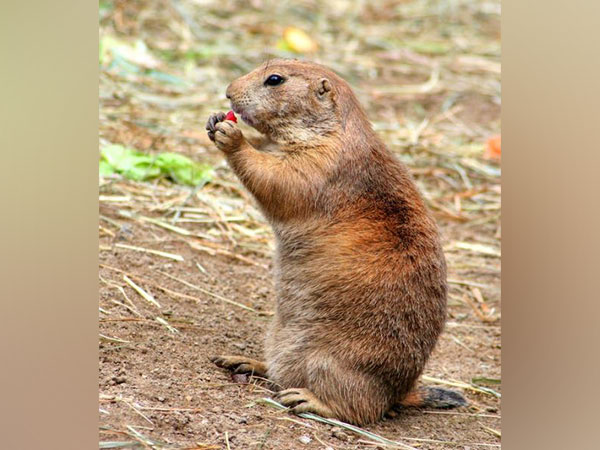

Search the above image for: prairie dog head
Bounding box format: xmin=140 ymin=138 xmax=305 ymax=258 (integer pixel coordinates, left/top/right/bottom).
xmin=226 ymin=59 xmax=359 ymax=146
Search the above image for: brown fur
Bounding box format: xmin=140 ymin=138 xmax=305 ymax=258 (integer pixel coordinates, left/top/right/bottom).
xmin=206 ymin=59 xmax=464 ymax=425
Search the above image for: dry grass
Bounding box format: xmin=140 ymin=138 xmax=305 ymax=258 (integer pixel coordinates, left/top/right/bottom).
xmin=100 ymin=0 xmax=500 ymax=448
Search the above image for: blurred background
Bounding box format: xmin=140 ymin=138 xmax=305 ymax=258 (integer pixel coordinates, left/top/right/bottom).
xmin=99 ymin=1 xmax=501 ymax=448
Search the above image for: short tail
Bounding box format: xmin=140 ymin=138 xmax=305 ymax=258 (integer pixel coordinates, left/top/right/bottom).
xmin=398 ymin=386 xmax=467 ymax=409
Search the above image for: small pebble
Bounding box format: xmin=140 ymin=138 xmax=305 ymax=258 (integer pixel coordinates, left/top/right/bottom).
xmin=233 ymin=342 xmax=247 ymax=351
xmin=298 ymin=435 xmax=312 ymax=444
xmin=331 ymin=427 xmax=349 ymax=441
xmin=231 ymin=373 xmax=249 ymax=384
xmin=112 ymin=376 xmax=126 ymax=384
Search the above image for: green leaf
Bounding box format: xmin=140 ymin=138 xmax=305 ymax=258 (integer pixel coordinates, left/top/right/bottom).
xmin=124 ymin=163 xmax=161 ymax=181
xmin=99 ymin=160 xmax=115 ymax=177
xmin=100 ymin=145 xmax=213 ymax=186
xmin=155 ymin=152 xmax=213 ymax=186
xmin=101 ymin=144 xmax=157 ymax=181
xmin=99 ymin=1 xmax=114 ymax=19
xmin=101 ymin=144 xmax=129 ymax=167
xmin=402 ymin=40 xmax=451 ymax=55
xmin=276 ymin=40 xmax=294 ymax=52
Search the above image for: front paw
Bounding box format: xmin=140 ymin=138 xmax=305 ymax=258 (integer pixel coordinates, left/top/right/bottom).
xmin=206 ymin=114 xmax=244 ymax=153
xmin=214 ymin=120 xmax=244 ymax=153
xmin=275 ymin=388 xmax=335 ymax=417
xmin=206 ymin=111 xmax=226 ymax=142
xmin=209 ymin=355 xmax=268 ymax=378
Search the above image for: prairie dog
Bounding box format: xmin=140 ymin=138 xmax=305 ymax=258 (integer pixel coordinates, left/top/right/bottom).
xmin=207 ymin=59 xmax=465 ymax=425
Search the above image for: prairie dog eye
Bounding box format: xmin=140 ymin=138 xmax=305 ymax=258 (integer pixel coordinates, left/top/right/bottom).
xmin=264 ymin=74 xmax=285 ymax=86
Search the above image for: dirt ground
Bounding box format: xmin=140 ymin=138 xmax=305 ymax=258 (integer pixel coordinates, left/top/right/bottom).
xmin=100 ymin=1 xmax=500 ymax=448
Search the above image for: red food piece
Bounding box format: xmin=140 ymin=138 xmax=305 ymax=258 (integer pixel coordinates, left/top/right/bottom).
xmin=225 ymin=110 xmax=237 ymax=123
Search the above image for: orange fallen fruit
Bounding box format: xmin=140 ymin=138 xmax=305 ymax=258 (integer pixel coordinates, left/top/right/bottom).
xmin=282 ymin=27 xmax=318 ymax=54
xmin=484 ymin=135 xmax=501 ymax=160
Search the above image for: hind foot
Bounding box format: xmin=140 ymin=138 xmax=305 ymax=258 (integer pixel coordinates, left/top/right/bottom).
xmin=398 ymin=386 xmax=467 ymax=409
xmin=275 ymin=388 xmax=335 ymax=418
xmin=209 ymin=355 xmax=268 ymax=378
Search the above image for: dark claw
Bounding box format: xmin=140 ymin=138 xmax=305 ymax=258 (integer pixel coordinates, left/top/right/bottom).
xmin=209 ymin=355 xmax=221 ymax=365
xmin=233 ymin=365 xmax=250 ymax=374
xmin=206 ymin=112 xmax=227 ymax=132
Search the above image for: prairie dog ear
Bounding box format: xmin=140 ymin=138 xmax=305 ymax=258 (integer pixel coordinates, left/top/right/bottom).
xmin=317 ymin=78 xmax=332 ymax=97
